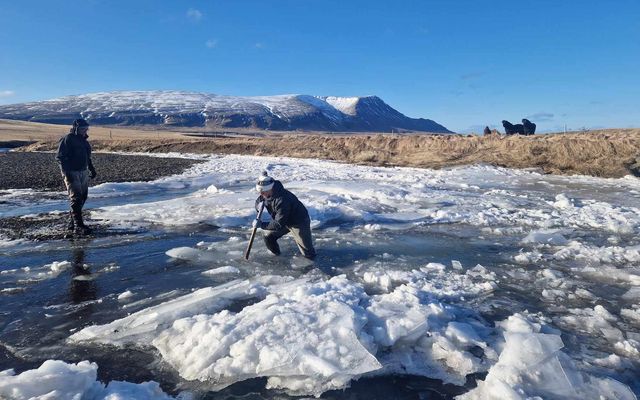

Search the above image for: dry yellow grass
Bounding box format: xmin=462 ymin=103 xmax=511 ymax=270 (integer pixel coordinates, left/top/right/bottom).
xmin=0 ymin=119 xmax=200 ymax=142
xmin=3 ymin=119 xmax=639 ymax=178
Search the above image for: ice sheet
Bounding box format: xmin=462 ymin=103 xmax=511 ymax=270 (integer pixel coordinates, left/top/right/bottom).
xmin=459 ymin=314 xmax=637 ymax=400
xmin=363 ymin=264 xmax=498 ymax=385
xmin=85 ymin=156 xmax=640 ymax=238
xmin=3 ymin=154 xmax=640 ymax=397
xmin=69 ymin=279 xmax=267 ymax=345
xmin=0 ymin=360 xmax=184 ymax=400
xmin=153 ymin=276 xmax=381 ymax=396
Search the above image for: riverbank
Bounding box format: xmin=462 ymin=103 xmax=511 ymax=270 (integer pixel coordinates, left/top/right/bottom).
xmin=3 ymin=119 xmax=639 ymax=178
xmin=23 ymin=129 xmax=640 ymax=178
xmin=0 ymin=152 xmax=202 ymax=190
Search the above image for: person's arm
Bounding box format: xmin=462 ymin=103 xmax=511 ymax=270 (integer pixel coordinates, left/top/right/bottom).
xmin=264 ymin=197 xmax=291 ymax=231
xmin=56 ymin=137 xmax=71 ymax=176
xmin=88 ymin=158 xmax=97 ymax=179
xmin=86 ymin=141 xmax=96 ymax=178
xmin=254 ymin=195 xmax=264 ymax=213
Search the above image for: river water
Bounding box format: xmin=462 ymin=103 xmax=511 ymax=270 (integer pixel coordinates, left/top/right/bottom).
xmin=1 ymin=154 xmax=639 ymax=399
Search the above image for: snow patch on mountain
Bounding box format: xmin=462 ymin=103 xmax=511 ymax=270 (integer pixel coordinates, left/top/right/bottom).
xmin=0 ymin=90 xmax=452 ymax=132
xmin=321 ymin=96 xmax=361 ymax=116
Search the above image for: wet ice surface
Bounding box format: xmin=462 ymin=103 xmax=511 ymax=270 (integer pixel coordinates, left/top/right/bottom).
xmin=1 ymin=154 xmax=639 ymax=399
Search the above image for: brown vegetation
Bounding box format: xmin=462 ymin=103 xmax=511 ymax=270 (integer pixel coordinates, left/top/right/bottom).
xmin=3 ymin=119 xmax=639 ymax=178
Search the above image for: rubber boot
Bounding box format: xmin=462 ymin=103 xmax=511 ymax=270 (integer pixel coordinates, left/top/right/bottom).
xmin=263 ymin=235 xmax=281 ymax=256
xmin=72 ymin=207 xmax=93 ymax=236
xmin=66 ymin=211 xmax=75 ymax=231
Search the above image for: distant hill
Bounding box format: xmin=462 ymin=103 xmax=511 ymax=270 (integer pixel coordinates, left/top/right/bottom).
xmin=0 ymin=91 xmax=452 ymax=133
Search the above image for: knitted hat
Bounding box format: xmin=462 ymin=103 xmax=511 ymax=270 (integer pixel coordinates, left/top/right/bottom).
xmin=255 ymin=171 xmax=274 ymax=192
xmin=72 ymin=118 xmax=89 ymax=134
xmin=73 ymin=118 xmax=89 ymax=128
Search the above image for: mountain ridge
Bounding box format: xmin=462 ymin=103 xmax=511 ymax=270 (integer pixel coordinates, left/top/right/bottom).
xmin=0 ymin=91 xmax=452 ymax=133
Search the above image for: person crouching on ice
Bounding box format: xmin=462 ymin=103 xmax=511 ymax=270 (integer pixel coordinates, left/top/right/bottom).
xmin=252 ymin=172 xmax=316 ymax=260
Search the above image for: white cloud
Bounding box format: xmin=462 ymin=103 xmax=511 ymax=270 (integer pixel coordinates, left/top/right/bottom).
xmin=254 ymin=42 xmax=264 ymax=49
xmin=186 ymin=8 xmax=203 ymax=22
xmin=0 ymin=90 xmax=15 ymax=98
xmin=525 ymin=112 xmax=554 ymax=122
xmin=205 ymin=39 xmax=218 ymax=48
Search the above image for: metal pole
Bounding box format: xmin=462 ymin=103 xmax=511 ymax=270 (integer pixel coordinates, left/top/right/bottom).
xmin=244 ymin=201 xmax=266 ymax=260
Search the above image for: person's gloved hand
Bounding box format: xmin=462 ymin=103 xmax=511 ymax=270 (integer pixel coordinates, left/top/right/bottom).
xmin=252 ymin=220 xmax=268 ymax=229
xmin=255 ymin=199 xmax=264 ymax=213
xmin=89 ymin=167 xmax=97 ymax=179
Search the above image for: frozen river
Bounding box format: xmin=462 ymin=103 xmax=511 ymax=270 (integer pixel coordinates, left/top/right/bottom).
xmin=1 ymin=154 xmax=639 ymax=399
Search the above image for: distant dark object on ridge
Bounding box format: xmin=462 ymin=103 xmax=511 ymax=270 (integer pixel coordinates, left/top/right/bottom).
xmin=483 ymin=126 xmax=499 ymax=136
xmin=522 ymin=119 xmax=536 ymax=135
xmin=502 ymin=120 xmax=525 ymax=135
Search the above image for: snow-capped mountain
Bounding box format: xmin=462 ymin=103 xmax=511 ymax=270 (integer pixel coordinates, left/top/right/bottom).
xmin=0 ymin=91 xmax=451 ymax=133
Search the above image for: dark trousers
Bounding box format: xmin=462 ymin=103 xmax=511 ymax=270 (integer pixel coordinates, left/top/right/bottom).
xmin=264 ymin=218 xmax=316 ymax=259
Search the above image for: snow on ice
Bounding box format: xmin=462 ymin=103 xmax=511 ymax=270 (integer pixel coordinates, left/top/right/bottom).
xmin=0 ymin=360 xmax=186 ymax=400
xmin=69 ymin=279 xmax=268 ymax=345
xmin=68 ymin=266 xmax=636 ymax=398
xmin=1 ymin=153 xmax=639 ymax=397
xmin=460 ymin=314 xmax=636 ymax=400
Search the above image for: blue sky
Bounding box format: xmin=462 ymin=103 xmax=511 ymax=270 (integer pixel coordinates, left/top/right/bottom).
xmin=1 ymin=0 xmax=638 ymax=133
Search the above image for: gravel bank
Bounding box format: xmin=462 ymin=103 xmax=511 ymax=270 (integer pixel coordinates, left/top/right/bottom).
xmin=0 ymin=152 xmax=202 ymax=190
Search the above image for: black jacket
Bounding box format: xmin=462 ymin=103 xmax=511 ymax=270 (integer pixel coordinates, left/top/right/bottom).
xmin=56 ymin=133 xmax=94 ymax=173
xmin=256 ymin=181 xmax=310 ymax=230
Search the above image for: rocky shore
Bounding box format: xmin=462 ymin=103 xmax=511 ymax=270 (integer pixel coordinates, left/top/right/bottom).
xmin=0 ymin=152 xmax=201 ymax=190
xmin=0 ymin=151 xmax=203 ymax=240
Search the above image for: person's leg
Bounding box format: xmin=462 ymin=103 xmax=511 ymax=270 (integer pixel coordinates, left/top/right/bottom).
xmin=66 ymin=210 xmax=75 ymax=231
xmin=62 ymin=172 xmax=80 ymax=231
xmin=263 ymin=226 xmax=289 ymax=255
xmin=289 ymin=220 xmax=316 ymax=259
xmin=64 ymin=171 xmax=83 ymax=222
xmin=70 ymin=171 xmax=91 ymax=234
xmin=79 ymin=170 xmax=89 ymax=208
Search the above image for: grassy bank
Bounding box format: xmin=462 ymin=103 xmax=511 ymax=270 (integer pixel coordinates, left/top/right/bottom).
xmin=4 ymin=120 xmax=639 ymax=178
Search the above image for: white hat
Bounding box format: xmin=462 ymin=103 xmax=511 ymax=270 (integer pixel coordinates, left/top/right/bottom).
xmin=255 ymin=171 xmax=274 ymax=192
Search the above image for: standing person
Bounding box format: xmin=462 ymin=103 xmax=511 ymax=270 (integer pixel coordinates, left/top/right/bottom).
xmin=252 ymin=172 xmax=316 ymax=260
xmin=56 ymin=118 xmax=97 ymax=235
